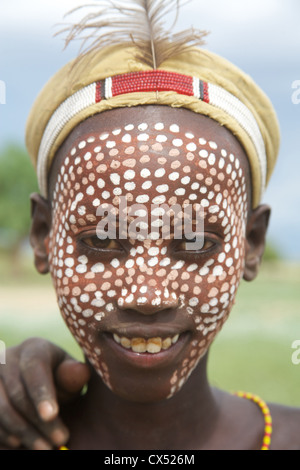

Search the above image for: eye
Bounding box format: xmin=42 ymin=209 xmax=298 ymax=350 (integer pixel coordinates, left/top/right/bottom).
xmin=80 ymin=235 xmax=123 ymax=252
xmin=175 ymin=235 xmax=217 ymax=254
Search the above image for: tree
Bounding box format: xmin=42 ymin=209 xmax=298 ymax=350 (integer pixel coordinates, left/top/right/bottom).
xmin=0 ymin=143 xmax=39 ymax=262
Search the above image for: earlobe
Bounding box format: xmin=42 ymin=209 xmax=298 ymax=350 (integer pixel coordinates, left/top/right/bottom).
xmin=30 ymin=193 xmax=52 ymax=274
xmin=243 ymin=205 xmax=271 ymax=282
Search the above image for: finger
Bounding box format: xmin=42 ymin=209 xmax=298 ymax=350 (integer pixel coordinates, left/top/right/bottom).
xmin=55 ymin=360 xmax=91 ymax=402
xmin=0 ymin=380 xmax=67 ymax=449
xmin=2 ymin=344 xmax=69 ymax=447
xmin=2 ymin=345 xmax=56 ymax=422
xmin=1 ymin=376 xmax=69 ymax=448
xmin=19 ymin=338 xmax=70 ymax=421
xmin=0 ymin=425 xmax=21 ymax=449
xmin=0 ymin=380 xmax=52 ymax=450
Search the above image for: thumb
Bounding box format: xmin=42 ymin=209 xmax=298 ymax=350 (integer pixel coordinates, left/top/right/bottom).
xmin=55 ymin=360 xmax=91 ymax=402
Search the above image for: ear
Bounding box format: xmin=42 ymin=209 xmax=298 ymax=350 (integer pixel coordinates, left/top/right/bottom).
xmin=30 ymin=193 xmax=52 ymax=274
xmin=243 ymin=204 xmax=271 ymax=282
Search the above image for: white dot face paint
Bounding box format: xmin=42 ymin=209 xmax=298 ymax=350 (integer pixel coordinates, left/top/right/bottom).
xmin=48 ymin=108 xmax=249 ymax=403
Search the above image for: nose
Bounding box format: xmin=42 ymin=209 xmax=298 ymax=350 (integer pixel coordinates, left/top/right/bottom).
xmin=117 ymin=286 xmax=179 ymax=316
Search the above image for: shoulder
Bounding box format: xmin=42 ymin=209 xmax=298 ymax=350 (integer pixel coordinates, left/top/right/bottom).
xmin=269 ymin=402 xmax=300 ymax=450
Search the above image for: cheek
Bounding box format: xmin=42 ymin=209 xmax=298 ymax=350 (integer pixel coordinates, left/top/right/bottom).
xmin=166 ymin=241 xmax=246 ymax=398
xmin=166 ymin=203 xmax=247 ymax=398
xmin=48 ymin=198 xmax=117 ymax=385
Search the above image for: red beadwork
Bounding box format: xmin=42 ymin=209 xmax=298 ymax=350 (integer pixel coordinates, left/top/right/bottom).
xmin=95 ymin=82 xmax=102 ymax=103
xmin=202 ymin=81 xmax=209 ymax=103
xmin=111 ymin=70 xmax=194 ymax=97
xmin=94 ymin=71 xmax=210 ymax=105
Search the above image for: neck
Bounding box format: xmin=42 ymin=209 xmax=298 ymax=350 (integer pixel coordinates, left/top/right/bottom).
xmin=74 ymin=354 xmax=220 ymax=450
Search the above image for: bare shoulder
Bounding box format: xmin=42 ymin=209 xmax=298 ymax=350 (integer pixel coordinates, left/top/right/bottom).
xmin=269 ymin=402 xmax=300 ymax=450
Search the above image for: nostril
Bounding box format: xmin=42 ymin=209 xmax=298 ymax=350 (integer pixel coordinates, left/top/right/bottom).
xmin=117 ymin=292 xmax=179 ymax=315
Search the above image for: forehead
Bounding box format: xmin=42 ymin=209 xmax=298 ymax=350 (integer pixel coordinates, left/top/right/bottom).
xmin=49 ymin=106 xmax=251 ymax=216
xmin=49 ymin=106 xmax=250 ymax=195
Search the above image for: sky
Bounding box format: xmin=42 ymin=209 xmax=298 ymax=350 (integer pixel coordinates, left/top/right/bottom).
xmin=0 ymin=0 xmax=299 ymax=259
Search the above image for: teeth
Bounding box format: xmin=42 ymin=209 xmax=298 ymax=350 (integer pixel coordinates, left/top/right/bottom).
xmin=162 ymin=337 xmax=172 ymax=350
xmin=113 ymin=334 xmax=121 ymax=344
xmin=171 ymin=334 xmax=179 ymax=344
xmin=147 ymin=337 xmax=162 ymax=354
xmin=112 ymin=333 xmax=180 ymax=353
xmin=120 ymin=337 xmax=131 ymax=349
xmin=131 ymin=338 xmax=147 ymax=353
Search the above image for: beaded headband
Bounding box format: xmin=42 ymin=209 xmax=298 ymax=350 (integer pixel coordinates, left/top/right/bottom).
xmin=37 ymin=69 xmax=266 ymax=200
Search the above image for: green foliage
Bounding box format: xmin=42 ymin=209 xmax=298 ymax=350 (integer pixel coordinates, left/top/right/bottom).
xmin=0 ymin=144 xmax=38 ymax=242
xmin=263 ymin=241 xmax=281 ymax=262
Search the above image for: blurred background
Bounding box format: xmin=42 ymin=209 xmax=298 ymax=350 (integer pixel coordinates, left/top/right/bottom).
xmin=0 ymin=0 xmax=300 ymax=406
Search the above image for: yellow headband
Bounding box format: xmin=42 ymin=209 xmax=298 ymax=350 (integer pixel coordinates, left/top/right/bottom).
xmin=26 ymin=44 xmax=280 ymax=207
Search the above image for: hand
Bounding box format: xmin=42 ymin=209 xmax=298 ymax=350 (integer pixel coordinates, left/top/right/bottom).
xmin=0 ymin=338 xmax=90 ymax=450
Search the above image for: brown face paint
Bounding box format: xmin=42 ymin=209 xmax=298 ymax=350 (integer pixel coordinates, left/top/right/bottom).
xmin=48 ymin=107 xmax=249 ymax=402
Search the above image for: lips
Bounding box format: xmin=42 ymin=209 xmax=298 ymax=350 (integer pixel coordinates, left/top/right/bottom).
xmin=101 ymin=328 xmax=190 ymax=369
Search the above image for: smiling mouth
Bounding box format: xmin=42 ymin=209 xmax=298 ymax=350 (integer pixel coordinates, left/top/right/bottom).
xmin=112 ymin=334 xmax=180 ymax=354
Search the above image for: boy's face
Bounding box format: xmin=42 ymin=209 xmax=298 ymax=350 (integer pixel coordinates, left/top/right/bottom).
xmin=44 ymin=106 xmax=252 ymax=402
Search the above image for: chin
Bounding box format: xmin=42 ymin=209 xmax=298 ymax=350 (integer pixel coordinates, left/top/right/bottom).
xmin=89 ymin=359 xmax=189 ymax=404
xmin=105 ymin=380 xmax=183 ymax=404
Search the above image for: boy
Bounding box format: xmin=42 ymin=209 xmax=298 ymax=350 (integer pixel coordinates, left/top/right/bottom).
xmin=1 ymin=2 xmax=300 ymax=450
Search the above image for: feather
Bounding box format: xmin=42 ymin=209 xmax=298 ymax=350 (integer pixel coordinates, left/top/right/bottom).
xmin=56 ymin=0 xmax=208 ymax=69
